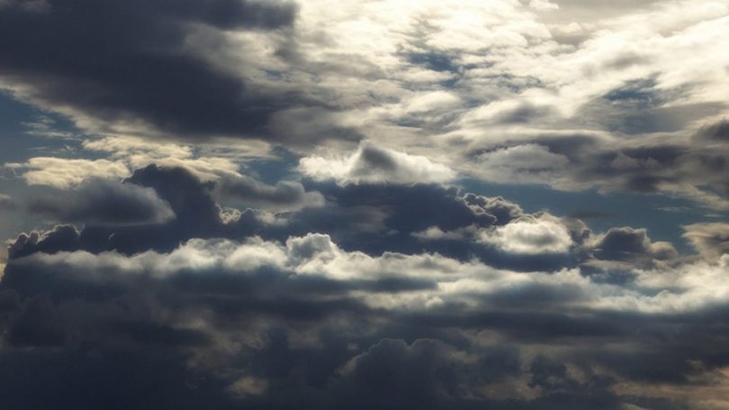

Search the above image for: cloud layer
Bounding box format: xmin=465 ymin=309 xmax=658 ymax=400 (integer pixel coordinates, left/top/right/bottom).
xmin=1 ymin=166 xmax=727 ymax=409
xmin=1 ymin=0 xmax=729 ymax=409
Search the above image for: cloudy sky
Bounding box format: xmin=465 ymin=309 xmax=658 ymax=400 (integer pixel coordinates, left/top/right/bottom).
xmin=1 ymin=0 xmax=729 ymax=408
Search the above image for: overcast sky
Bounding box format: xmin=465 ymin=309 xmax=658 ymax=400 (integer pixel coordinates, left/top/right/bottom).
xmin=1 ymin=0 xmax=729 ymax=409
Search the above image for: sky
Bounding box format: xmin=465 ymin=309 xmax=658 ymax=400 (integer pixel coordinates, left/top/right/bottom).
xmin=1 ymin=0 xmax=729 ymax=408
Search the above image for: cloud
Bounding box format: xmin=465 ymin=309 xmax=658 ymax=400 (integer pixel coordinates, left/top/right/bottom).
xmin=27 ymin=179 xmax=175 ymax=226
xmin=683 ymin=223 xmax=729 ymax=262
xmin=588 ymin=227 xmax=678 ymax=264
xmin=7 ymin=225 xmax=82 ymax=259
xmin=0 ymin=0 xmax=300 ymax=142
xmin=471 ymin=144 xmax=572 ymax=185
xmin=5 ymin=157 xmax=131 ymax=188
xmin=5 ymin=228 xmax=729 ymax=408
xmin=0 ymin=193 xmax=15 ymax=210
xmin=218 ymin=176 xmax=324 ymax=210
xmin=299 ymin=142 xmax=457 ymax=185
xmin=3 ymin=1 xmax=729 ymax=408
xmin=479 ymin=216 xmax=574 ymax=255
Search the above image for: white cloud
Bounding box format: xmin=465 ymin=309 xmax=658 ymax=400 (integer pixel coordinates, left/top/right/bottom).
xmin=299 ymin=142 xmax=457 ymax=184
xmin=478 ymin=216 xmax=574 ymax=254
xmin=5 ymin=157 xmax=130 ymax=188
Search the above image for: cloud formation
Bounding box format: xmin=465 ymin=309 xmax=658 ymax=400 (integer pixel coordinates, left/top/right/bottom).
xmin=4 ymin=222 xmax=729 ymax=408
xmin=0 ymin=0 xmax=300 ymax=141
xmin=1 ymin=0 xmax=729 ymax=408
xmin=299 ymin=142 xmax=457 ymax=185
xmin=27 ymin=179 xmax=175 ymax=226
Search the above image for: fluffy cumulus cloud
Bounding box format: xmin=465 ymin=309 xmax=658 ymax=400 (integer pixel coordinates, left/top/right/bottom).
xmin=2 ymin=0 xmax=729 ymax=409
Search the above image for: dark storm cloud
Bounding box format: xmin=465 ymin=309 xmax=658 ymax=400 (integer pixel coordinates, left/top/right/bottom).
xmin=27 ymin=179 xmax=175 ymax=225
xmin=0 ymin=0 xmax=311 ymax=142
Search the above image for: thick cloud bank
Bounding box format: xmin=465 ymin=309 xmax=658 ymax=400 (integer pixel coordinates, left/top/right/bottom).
xmin=1 ymin=165 xmax=727 ymax=409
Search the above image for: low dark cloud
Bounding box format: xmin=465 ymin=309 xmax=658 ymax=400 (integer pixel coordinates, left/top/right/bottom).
xmin=3 ymin=164 xmax=729 ymax=409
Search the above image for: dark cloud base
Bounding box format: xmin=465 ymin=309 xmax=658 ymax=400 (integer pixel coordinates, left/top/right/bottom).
xmin=1 ymin=164 xmax=725 ymax=409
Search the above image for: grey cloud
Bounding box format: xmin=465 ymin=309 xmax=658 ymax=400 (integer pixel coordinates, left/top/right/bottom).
xmin=466 ymin=122 xmax=729 ymax=207
xmin=589 ymin=227 xmax=678 ymax=265
xmin=27 ymin=179 xmax=175 ymax=226
xmin=8 ymin=225 xmax=81 ymax=259
xmin=219 ymin=176 xmax=324 ymax=209
xmin=696 ymin=119 xmax=729 ymax=142
xmin=0 ymin=0 xmax=310 ymax=142
xmin=493 ymin=103 xmax=556 ymax=125
xmin=2 ymin=225 xmax=728 ymax=409
xmin=682 ymin=223 xmax=729 ymax=262
xmin=461 ymin=193 xmax=523 ymax=225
